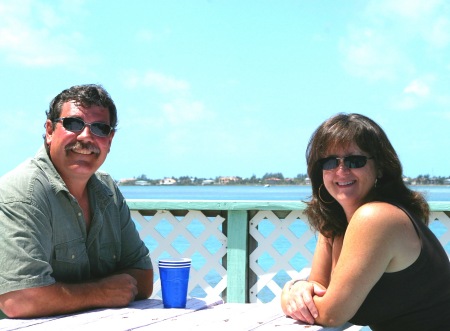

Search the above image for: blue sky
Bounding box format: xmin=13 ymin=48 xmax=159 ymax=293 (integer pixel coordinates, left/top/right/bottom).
xmin=1 ymin=0 xmax=449 ymax=180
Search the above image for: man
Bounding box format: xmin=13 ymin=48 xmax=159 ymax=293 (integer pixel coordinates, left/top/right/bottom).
xmin=0 ymin=84 xmax=153 ymax=318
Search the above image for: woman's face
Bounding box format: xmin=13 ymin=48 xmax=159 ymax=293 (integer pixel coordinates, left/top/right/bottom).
xmin=321 ymin=142 xmax=379 ymax=219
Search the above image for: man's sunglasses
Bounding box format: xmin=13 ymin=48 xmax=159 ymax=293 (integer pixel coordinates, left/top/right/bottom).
xmin=318 ymin=155 xmax=373 ymax=171
xmin=54 ymin=117 xmax=113 ymax=137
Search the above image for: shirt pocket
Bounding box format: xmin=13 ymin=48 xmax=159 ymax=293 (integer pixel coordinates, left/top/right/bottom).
xmin=99 ymin=242 xmax=120 ymax=270
xmin=53 ymin=239 xmax=90 ymax=282
xmin=54 ymin=239 xmax=87 ymax=264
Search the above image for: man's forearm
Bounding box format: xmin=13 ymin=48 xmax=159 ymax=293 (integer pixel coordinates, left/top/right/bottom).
xmin=0 ymin=273 xmax=141 ymax=318
xmin=1 ymin=282 xmax=101 ymax=318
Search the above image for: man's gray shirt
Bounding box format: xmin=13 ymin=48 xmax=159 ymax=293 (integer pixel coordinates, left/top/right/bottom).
xmin=0 ymin=146 xmax=152 ymax=295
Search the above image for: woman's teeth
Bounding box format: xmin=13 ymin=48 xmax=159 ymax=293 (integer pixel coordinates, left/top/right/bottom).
xmin=337 ymin=181 xmax=355 ymax=186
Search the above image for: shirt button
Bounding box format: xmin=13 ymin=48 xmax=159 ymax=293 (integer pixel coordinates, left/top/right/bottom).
xmin=78 ymin=212 xmax=82 ymax=217
xmin=72 ymin=255 xmax=75 ymax=259
xmin=113 ymin=255 xmax=116 ymax=260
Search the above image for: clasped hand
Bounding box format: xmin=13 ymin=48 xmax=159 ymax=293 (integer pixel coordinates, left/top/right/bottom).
xmin=281 ymin=280 xmax=326 ymax=325
xmin=98 ymin=274 xmax=138 ymax=306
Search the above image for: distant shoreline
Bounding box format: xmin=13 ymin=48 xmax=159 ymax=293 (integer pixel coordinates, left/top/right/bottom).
xmin=118 ymin=183 xmax=450 ymax=187
xmin=118 ymin=174 xmax=450 ymax=187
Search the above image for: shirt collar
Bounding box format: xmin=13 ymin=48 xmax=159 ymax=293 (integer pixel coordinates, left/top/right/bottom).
xmin=35 ymin=145 xmax=114 ymax=204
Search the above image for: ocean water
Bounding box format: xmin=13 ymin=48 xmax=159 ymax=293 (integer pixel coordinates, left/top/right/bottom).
xmin=119 ymin=184 xmax=450 ymax=201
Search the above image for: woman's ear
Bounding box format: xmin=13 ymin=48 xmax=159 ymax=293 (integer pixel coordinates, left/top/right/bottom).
xmin=377 ymin=169 xmax=383 ymax=179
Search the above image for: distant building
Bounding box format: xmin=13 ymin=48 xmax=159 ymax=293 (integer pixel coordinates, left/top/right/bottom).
xmin=218 ymin=176 xmax=240 ymax=185
xmin=265 ymin=177 xmax=281 ymax=185
xmin=202 ymin=179 xmax=215 ymax=185
xmin=118 ymin=178 xmax=136 ymax=186
xmin=160 ymin=178 xmax=177 ymax=185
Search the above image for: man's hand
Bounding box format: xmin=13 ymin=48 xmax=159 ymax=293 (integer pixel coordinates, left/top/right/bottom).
xmin=95 ymin=274 xmax=138 ymax=307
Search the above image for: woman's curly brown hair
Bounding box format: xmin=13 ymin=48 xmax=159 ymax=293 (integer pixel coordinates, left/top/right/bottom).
xmin=304 ymin=113 xmax=429 ymax=238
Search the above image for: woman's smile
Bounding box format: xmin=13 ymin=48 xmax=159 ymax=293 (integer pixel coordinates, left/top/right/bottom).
xmin=336 ymin=180 xmax=356 ymax=187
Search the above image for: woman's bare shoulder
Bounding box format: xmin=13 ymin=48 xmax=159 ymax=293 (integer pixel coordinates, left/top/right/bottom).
xmin=352 ymin=202 xmax=410 ymax=228
xmin=347 ymin=202 xmax=419 ymax=270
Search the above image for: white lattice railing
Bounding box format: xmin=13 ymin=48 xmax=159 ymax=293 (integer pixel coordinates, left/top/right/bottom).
xmin=127 ymin=200 xmax=450 ymax=304
xmin=132 ymin=209 xmax=228 ymax=300
xmin=248 ymin=210 xmax=315 ymax=303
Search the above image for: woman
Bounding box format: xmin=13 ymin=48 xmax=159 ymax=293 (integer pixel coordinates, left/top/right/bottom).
xmin=281 ymin=113 xmax=450 ymax=330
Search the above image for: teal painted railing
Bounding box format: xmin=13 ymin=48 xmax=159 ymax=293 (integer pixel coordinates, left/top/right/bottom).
xmin=127 ymin=200 xmax=450 ymax=304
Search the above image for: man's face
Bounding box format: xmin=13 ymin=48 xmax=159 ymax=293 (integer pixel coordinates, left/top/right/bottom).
xmin=45 ymin=101 xmax=114 ymax=184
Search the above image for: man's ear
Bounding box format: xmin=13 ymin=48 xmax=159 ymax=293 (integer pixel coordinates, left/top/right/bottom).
xmin=45 ymin=119 xmax=54 ymax=145
xmin=107 ymin=130 xmax=115 ymax=153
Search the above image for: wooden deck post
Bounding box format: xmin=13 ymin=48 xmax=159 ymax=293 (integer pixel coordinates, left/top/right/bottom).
xmin=226 ymin=210 xmax=249 ymax=303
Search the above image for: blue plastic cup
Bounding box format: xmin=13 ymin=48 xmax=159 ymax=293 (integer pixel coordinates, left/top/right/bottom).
xmin=159 ymin=262 xmax=191 ymax=308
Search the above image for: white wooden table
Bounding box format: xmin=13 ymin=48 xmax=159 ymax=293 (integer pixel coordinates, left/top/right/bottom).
xmin=0 ymin=296 xmax=362 ymax=331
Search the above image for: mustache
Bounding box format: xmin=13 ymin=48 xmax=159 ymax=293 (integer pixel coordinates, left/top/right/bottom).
xmin=65 ymin=142 xmax=100 ymax=155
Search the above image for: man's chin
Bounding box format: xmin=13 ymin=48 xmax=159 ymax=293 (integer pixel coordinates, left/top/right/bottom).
xmin=68 ymin=161 xmax=100 ymax=175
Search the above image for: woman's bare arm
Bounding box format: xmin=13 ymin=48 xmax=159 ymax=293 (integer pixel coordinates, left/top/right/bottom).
xmin=281 ymin=233 xmax=333 ymax=323
xmin=313 ymin=202 xmax=421 ymax=326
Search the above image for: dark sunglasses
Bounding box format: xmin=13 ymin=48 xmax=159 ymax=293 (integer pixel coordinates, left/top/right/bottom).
xmin=318 ymin=155 xmax=373 ymax=171
xmin=54 ymin=117 xmax=113 ymax=137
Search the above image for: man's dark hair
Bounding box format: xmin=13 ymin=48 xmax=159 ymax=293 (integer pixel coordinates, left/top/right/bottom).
xmin=45 ymin=84 xmax=118 ymax=131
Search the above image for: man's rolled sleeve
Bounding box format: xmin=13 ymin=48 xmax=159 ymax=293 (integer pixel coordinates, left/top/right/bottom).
xmin=0 ymin=200 xmax=55 ymax=295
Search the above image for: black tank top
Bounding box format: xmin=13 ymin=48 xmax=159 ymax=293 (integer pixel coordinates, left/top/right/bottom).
xmin=349 ymin=204 xmax=450 ymax=331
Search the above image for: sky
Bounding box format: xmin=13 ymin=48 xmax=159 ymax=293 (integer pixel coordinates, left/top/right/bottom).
xmin=1 ymin=0 xmax=449 ymax=181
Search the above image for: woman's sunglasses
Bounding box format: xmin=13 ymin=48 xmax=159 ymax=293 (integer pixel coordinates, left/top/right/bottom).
xmin=54 ymin=117 xmax=113 ymax=137
xmin=318 ymin=155 xmax=373 ymax=171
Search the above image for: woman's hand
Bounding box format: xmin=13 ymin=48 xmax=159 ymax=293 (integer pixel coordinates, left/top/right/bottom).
xmin=281 ymin=280 xmax=326 ymax=324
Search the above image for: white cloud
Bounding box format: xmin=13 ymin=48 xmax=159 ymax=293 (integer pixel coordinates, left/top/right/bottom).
xmin=404 ymin=79 xmax=430 ymax=97
xmin=122 ymin=71 xmax=141 ymax=89
xmin=163 ymin=99 xmax=211 ymax=125
xmin=0 ymin=0 xmax=84 ymax=67
xmin=392 ymin=76 xmax=440 ymax=110
xmin=122 ymin=70 xmax=213 ymax=130
xmin=428 ymin=17 xmax=450 ymax=48
xmin=367 ymin=0 xmax=443 ymax=20
xmin=340 ymin=0 xmax=450 ymax=81
xmin=340 ymin=27 xmax=407 ymax=81
xmin=143 ymin=71 xmax=190 ymax=94
xmin=122 ymin=70 xmax=190 ymax=94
